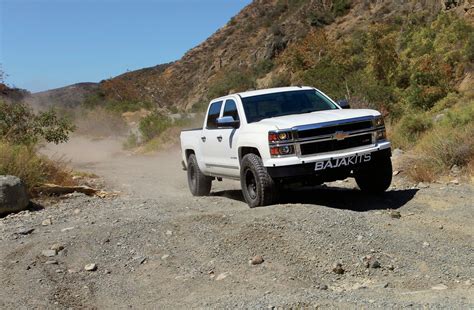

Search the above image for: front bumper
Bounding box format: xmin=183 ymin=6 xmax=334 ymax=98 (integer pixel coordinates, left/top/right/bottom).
xmin=266 ymin=143 xmax=391 ymax=179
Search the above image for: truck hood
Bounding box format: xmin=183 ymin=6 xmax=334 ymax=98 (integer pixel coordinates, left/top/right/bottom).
xmin=255 ymin=109 xmax=380 ymax=130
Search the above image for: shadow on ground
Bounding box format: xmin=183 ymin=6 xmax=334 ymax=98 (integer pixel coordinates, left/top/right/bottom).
xmin=212 ymin=186 xmax=418 ymax=212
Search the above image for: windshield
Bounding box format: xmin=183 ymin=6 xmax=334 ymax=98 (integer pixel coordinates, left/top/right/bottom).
xmin=241 ymin=90 xmax=339 ymax=123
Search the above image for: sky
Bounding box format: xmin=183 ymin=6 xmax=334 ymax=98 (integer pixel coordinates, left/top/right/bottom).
xmin=0 ymin=0 xmax=251 ymax=92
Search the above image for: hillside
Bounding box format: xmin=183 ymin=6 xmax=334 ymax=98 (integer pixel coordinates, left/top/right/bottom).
xmin=28 ymin=82 xmax=99 ymax=110
xmin=98 ymin=0 xmax=473 ymax=111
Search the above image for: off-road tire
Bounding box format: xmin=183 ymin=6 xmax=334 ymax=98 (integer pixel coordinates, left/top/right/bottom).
xmin=187 ymin=154 xmax=212 ymax=196
xmin=355 ymin=154 xmax=392 ymax=193
xmin=240 ymin=154 xmax=278 ymax=208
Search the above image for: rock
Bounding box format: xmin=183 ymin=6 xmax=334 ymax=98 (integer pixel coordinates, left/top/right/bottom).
xmin=0 ymin=176 xmax=29 ymax=216
xmin=61 ymin=227 xmax=75 ymax=232
xmin=41 ymin=218 xmax=52 ymax=226
xmin=439 ymin=225 xmax=444 ymax=230
xmin=392 ymin=170 xmax=401 ymax=176
xmin=389 ymin=210 xmax=401 ymax=219
xmin=161 ymin=254 xmax=170 ymax=260
xmin=319 ymin=284 xmax=328 ymax=290
xmin=17 ymin=227 xmax=34 ymax=235
xmin=165 ymin=230 xmax=173 ymax=236
xmin=84 ymin=263 xmax=97 ymax=271
xmin=370 ymin=260 xmax=381 ymax=269
xmin=44 ymin=260 xmax=58 ymax=265
xmin=332 ymin=263 xmax=344 ymax=274
xmin=215 ymin=272 xmax=230 ymax=281
xmin=387 ymin=265 xmax=395 ymax=271
xmin=417 ymin=182 xmax=429 ymax=189
xmin=450 ymin=179 xmax=459 ymax=185
xmin=422 ymin=241 xmax=430 ymax=248
xmin=431 ymin=284 xmax=448 ymax=290
xmin=50 ymin=244 xmax=64 ymax=252
xmin=434 ymin=113 xmax=445 ymax=123
xmin=42 ymin=250 xmax=57 ymax=257
xmin=392 ymin=149 xmax=404 ymax=158
xmin=250 ymin=255 xmax=264 ymax=265
xmin=450 ymin=165 xmax=461 ymax=175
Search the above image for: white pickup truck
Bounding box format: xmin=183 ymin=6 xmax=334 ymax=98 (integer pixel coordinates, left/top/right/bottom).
xmin=180 ymin=86 xmax=392 ymax=207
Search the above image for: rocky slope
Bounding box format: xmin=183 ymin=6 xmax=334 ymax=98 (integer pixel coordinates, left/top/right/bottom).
xmin=99 ymin=0 xmax=473 ymax=110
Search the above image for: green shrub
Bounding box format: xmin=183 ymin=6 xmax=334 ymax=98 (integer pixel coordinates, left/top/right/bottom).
xmin=254 ymin=59 xmax=275 ymax=78
xmin=391 ymin=113 xmax=433 ymax=149
xmin=123 ymin=133 xmax=139 ymax=150
xmin=207 ymin=71 xmax=255 ymax=99
xmin=332 ymin=0 xmax=351 ymax=17
xmin=139 ymin=112 xmax=172 ymax=143
xmin=0 ymin=100 xmax=75 ymax=145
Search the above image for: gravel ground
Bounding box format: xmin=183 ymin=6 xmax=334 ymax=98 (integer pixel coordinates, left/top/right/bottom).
xmin=0 ymin=138 xmax=473 ymax=309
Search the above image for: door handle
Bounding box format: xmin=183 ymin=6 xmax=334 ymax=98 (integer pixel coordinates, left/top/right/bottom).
xmin=217 ymin=136 xmax=223 ymax=142
xmin=201 ymin=136 xmax=206 ymax=142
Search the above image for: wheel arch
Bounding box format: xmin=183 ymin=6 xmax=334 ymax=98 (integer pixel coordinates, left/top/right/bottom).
xmin=239 ymin=146 xmax=261 ymax=163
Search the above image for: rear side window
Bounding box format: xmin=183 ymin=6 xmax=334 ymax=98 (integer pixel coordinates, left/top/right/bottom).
xmin=206 ymin=101 xmax=223 ymax=129
xmin=223 ymin=99 xmax=240 ymax=122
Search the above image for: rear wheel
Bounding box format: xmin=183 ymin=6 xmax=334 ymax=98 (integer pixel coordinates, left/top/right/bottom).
xmin=187 ymin=154 xmax=212 ymax=196
xmin=355 ymin=154 xmax=392 ymax=193
xmin=240 ymin=154 xmax=278 ymax=208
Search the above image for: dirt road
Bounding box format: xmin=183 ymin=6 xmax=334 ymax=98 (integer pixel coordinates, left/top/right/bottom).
xmin=1 ymin=137 xmax=473 ymax=309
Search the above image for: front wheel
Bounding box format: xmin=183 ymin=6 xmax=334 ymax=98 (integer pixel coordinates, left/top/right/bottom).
xmin=240 ymin=154 xmax=278 ymax=208
xmin=355 ymin=154 xmax=392 ymax=193
xmin=187 ymin=154 xmax=212 ymax=196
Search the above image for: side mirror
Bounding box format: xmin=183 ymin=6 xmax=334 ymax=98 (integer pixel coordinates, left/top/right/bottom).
xmin=336 ymin=99 xmax=351 ymax=109
xmin=217 ymin=116 xmax=240 ymax=128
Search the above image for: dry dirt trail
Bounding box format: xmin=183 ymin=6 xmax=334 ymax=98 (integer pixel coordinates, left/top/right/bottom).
xmin=0 ymin=137 xmax=473 ymax=309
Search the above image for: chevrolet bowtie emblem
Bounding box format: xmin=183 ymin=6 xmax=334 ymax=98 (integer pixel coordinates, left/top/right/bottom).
xmin=334 ymin=131 xmax=349 ymax=141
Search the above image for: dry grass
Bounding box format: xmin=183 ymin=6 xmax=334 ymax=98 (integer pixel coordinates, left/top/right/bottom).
xmin=0 ymin=141 xmax=76 ymax=193
xmin=406 ymin=118 xmax=474 ymax=182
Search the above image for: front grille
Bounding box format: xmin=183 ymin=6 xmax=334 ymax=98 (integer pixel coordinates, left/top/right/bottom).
xmin=300 ymin=134 xmax=373 ymax=156
xmin=297 ymin=121 xmax=373 ymax=139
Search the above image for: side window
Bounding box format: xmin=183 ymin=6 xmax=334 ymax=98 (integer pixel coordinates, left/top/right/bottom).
xmin=223 ymin=99 xmax=240 ymax=122
xmin=206 ymin=101 xmax=223 ymax=129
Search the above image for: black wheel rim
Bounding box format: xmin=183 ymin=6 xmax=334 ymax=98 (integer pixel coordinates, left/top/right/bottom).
xmin=245 ymin=169 xmax=257 ymax=200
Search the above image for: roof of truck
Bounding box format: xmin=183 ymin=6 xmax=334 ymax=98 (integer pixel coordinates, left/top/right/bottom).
xmin=238 ymin=86 xmax=314 ymax=98
xmin=213 ymin=86 xmax=315 ymax=101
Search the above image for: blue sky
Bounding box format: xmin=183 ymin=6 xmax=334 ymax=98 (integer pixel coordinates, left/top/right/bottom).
xmin=0 ymin=0 xmax=251 ymax=92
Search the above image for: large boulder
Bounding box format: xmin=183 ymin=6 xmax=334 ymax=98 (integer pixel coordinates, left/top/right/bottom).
xmin=0 ymin=175 xmax=29 ymax=215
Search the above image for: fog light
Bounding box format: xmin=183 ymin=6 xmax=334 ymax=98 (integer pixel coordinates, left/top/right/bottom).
xmin=270 ymin=146 xmax=294 ymax=156
xmin=280 ymin=146 xmax=291 ymax=155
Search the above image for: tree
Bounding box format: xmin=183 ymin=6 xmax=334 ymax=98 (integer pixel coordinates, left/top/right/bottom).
xmin=0 ymin=100 xmax=75 ymax=145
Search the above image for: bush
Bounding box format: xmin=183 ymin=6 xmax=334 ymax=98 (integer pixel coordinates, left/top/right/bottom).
xmin=0 ymin=141 xmax=74 ymax=192
xmin=254 ymin=59 xmax=275 ymax=78
xmin=123 ymin=133 xmax=139 ymax=150
xmin=139 ymin=112 xmax=172 ymax=143
xmin=332 ymin=0 xmax=351 ymax=17
xmin=390 ymin=113 xmax=433 ymax=149
xmin=207 ymin=71 xmax=255 ymax=99
xmin=0 ymin=100 xmax=75 ymax=145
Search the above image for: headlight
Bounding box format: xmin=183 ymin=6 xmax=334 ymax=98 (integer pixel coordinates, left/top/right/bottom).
xmin=268 ymin=131 xmax=292 ymax=143
xmin=373 ymin=116 xmax=385 ymax=127
xmin=376 ymin=130 xmax=387 ymax=141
